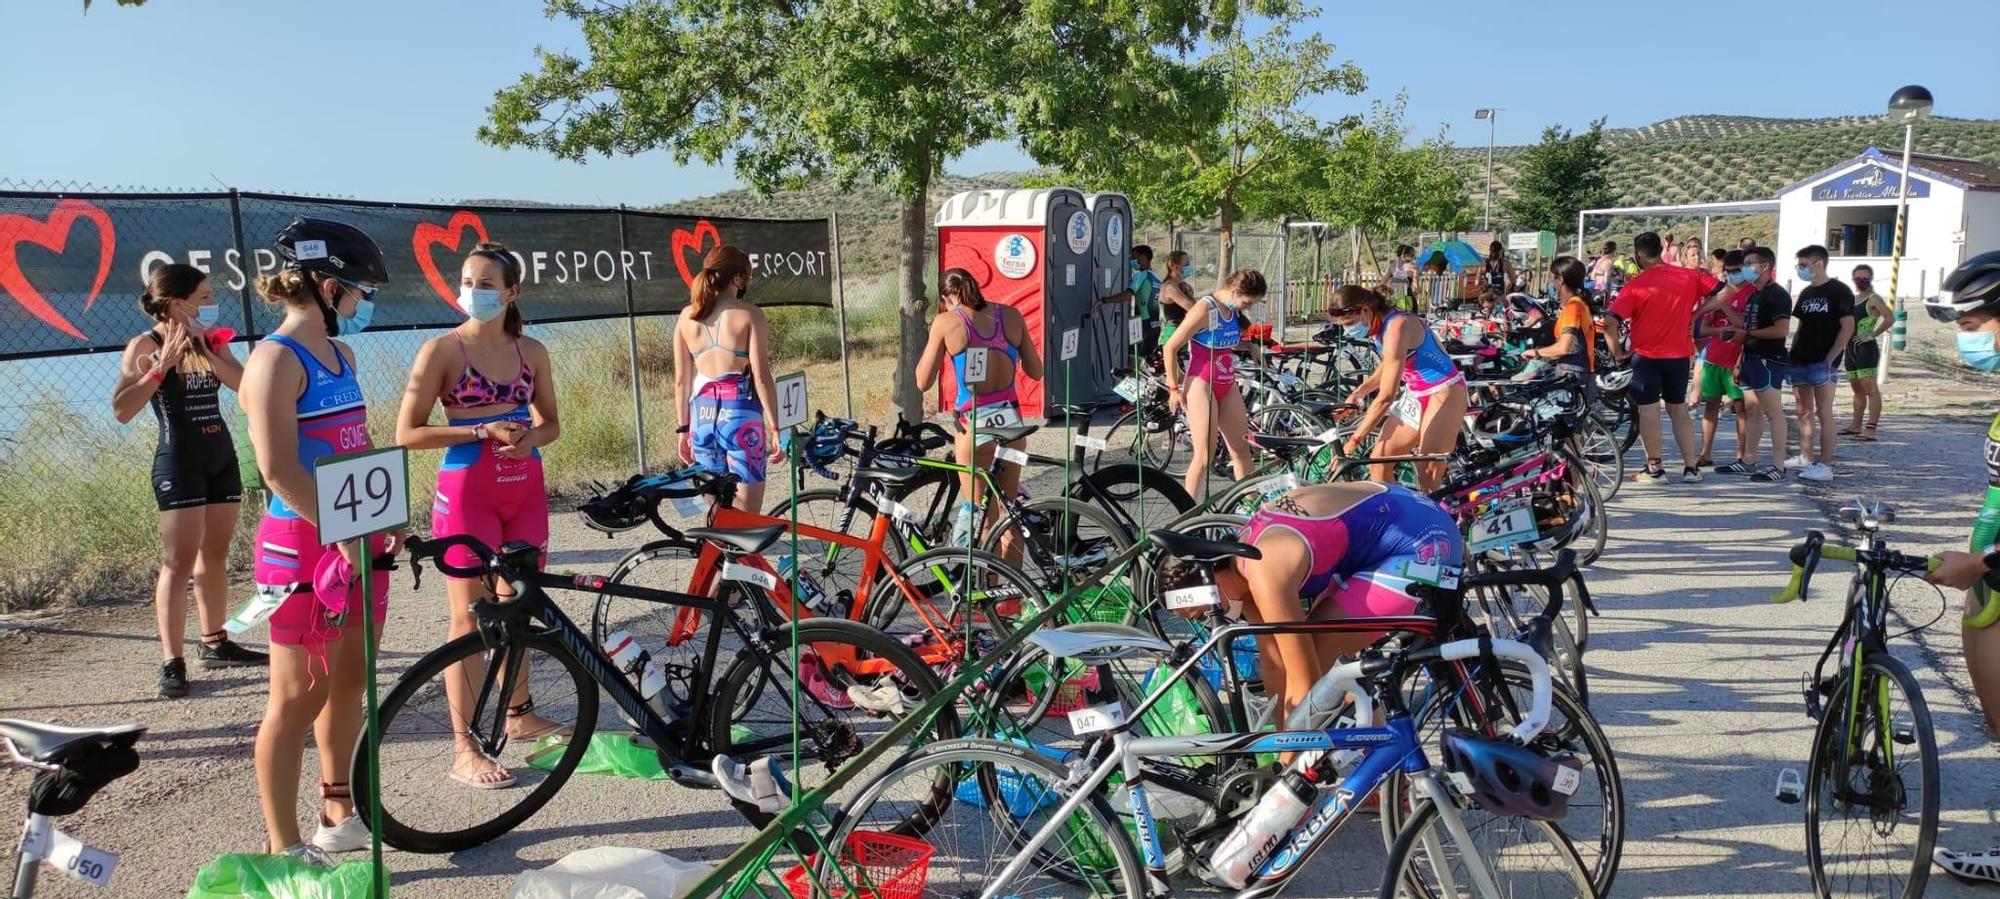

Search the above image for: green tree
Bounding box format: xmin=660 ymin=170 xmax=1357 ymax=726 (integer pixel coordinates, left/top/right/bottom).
xmin=1312 ymin=97 xmax=1471 ymax=267
xmin=481 ymin=0 xmax=1249 ymax=423
xmin=1503 ymin=118 xmax=1615 ymax=234
xmin=1032 ymin=10 xmax=1365 ymax=273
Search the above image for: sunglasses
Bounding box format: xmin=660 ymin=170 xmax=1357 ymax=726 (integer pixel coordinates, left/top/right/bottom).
xmin=335 ymin=278 xmax=378 ymax=302
xmin=1327 ymin=307 xmax=1358 ymax=317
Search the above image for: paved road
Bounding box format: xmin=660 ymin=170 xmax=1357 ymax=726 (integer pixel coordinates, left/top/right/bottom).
xmin=4 ymin=410 xmax=1999 ymax=898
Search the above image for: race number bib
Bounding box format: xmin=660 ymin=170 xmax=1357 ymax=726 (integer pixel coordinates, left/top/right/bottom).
xmin=963 ymin=346 xmax=990 ymax=383
xmin=1467 ymin=499 xmax=1538 ymax=553
xmin=1392 ymin=390 xmax=1423 ymax=428
xmin=1163 ymin=584 xmax=1222 ymax=610
xmin=1068 ymin=702 xmax=1126 ymax=736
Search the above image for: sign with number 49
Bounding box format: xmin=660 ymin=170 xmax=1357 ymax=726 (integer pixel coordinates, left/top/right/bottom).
xmin=313 ymin=446 xmax=409 ymax=545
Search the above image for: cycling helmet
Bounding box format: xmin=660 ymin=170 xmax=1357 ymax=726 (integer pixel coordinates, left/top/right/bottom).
xmin=1439 ymin=729 xmax=1583 ymax=822
xmin=1925 ymin=249 xmax=2000 ymax=322
xmin=1595 ymin=367 xmax=1632 ymax=394
xmin=577 ymin=474 xmax=657 ymax=534
xmin=275 ymin=217 xmax=390 ymax=288
xmin=1469 ymin=408 xmax=1536 ymax=450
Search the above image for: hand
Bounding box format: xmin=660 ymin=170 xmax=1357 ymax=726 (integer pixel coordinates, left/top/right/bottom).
xmin=1926 ymin=551 xmax=1986 ymax=591
xmin=156 ymin=322 xmax=191 ymax=371
xmin=1343 ymin=436 xmax=1365 ymax=456
xmin=1167 ymin=387 xmax=1183 ymax=413
xmin=677 ymin=432 xmax=695 ymax=466
xmin=494 ymin=437 xmax=536 ymax=461
xmin=336 ymin=538 xmax=365 ymax=571
xmin=765 ymin=424 xmax=786 ymax=463
xmin=381 ymin=528 xmax=407 ymax=558
xmin=486 ymin=420 xmax=528 ymax=446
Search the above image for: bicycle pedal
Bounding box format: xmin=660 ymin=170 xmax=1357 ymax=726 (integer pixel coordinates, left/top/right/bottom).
xmin=1774 ymin=768 xmax=1803 ymax=805
xmin=1893 ymin=723 xmax=1916 ymax=746
xmin=666 ymin=762 xmax=720 ymax=790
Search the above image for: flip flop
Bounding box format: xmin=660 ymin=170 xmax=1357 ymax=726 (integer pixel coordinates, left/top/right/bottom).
xmin=449 ymin=753 xmax=519 ymax=791
xmin=1837 ymin=427 xmax=1861 ymax=436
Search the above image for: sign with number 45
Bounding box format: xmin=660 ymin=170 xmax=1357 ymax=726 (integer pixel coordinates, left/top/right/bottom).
xmin=313 ymin=446 xmax=410 ymax=545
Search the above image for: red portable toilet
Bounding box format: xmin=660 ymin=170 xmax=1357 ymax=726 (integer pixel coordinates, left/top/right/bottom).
xmin=934 ymin=188 xmax=1095 ymax=420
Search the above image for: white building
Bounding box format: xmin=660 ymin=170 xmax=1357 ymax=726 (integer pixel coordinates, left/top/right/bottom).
xmin=1775 ymin=147 xmax=2000 ymax=296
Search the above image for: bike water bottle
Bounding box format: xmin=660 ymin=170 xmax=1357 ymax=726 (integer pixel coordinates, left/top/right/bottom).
xmin=601 ymin=630 xmax=671 ymax=718
xmin=775 ymin=556 xmax=829 ymax=614
xmin=949 ymin=502 xmax=980 ymax=548
xmin=1206 ymin=770 xmax=1314 ymax=888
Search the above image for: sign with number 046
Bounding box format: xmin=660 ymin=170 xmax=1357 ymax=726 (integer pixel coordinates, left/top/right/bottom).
xmin=775 ymin=371 xmax=809 ymax=431
xmin=313 ymin=446 xmax=409 ymax=545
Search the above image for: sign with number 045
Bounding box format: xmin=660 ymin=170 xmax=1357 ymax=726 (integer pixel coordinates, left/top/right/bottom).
xmin=775 ymin=371 xmax=809 ymax=431
xmin=313 ymin=446 xmax=410 ymax=545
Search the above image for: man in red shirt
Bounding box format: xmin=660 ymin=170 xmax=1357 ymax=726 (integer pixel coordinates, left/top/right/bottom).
xmin=1603 ymin=231 xmax=1727 ymax=484
xmin=1695 ymin=249 xmax=1753 ymax=470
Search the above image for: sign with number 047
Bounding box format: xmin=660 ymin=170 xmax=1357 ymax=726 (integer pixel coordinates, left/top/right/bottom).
xmin=313 ymin=446 xmax=409 ymax=545
xmin=775 ymin=371 xmax=809 ymax=431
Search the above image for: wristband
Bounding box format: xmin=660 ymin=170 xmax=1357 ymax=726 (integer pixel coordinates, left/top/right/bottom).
xmin=474 ymin=423 xmax=490 ymax=441
xmin=675 ymin=425 xmax=690 ymax=434
xmin=145 ymin=368 xmax=166 ymax=383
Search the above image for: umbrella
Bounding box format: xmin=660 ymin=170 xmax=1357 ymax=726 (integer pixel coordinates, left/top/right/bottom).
xmin=1416 ymin=240 xmax=1483 ymax=272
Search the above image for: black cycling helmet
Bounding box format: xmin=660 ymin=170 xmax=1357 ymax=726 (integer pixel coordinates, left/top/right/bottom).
xmin=274 ymin=217 xmax=390 ymax=289
xmin=1926 ymin=250 xmax=2000 ymax=322
xmin=1439 ymin=729 xmax=1582 ymax=822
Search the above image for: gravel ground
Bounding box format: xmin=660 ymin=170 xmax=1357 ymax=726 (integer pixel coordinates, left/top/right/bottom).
xmin=6 ymin=352 xmax=2000 ymax=897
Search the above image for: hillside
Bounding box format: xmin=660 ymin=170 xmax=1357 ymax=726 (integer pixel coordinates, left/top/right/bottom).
xmin=660 ymin=114 xmax=2000 ymax=275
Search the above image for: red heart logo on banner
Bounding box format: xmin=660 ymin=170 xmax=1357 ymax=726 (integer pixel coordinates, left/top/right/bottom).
xmin=672 ymin=219 xmax=722 ymax=291
xmin=0 ymin=200 xmax=115 ymax=341
xmin=412 ymin=210 xmax=490 ymax=307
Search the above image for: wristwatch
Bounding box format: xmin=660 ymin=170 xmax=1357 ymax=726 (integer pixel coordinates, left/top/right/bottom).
xmin=1980 ymin=543 xmax=2000 ymax=571
xmin=474 ymin=423 xmax=491 ymax=441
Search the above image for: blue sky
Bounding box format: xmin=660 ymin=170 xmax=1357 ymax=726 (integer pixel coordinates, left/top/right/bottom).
xmin=3 ymin=0 xmax=1995 ymax=207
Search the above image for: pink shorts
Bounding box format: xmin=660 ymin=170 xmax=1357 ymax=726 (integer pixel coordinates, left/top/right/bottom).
xmin=1320 ymin=570 xmax=1423 ymax=619
xmin=1187 ymin=345 xmax=1238 ymax=391
xmin=254 ymin=517 xmax=390 ymax=646
xmin=432 ymin=445 xmax=549 ymax=576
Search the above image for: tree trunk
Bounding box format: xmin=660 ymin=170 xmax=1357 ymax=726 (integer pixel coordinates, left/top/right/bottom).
xmin=1216 ymin=201 xmax=1235 ymax=284
xmin=890 ymin=183 xmax=931 ymax=425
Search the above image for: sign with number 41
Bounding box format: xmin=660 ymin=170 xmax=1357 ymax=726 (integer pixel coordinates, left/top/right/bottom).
xmin=314 ymin=446 xmax=410 ymax=545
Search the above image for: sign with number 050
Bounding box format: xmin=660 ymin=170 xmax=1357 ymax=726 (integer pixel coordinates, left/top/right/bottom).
xmin=313 ymin=446 xmax=410 ymax=545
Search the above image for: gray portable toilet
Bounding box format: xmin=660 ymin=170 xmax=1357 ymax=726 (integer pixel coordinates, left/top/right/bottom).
xmin=1085 ymin=193 xmax=1135 ymax=401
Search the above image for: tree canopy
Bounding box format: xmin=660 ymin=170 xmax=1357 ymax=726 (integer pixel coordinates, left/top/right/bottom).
xmin=1503 ymin=118 xmax=1615 ymax=234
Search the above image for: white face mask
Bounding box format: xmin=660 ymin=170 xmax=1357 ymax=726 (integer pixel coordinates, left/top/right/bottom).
xmin=458 ymin=286 xmax=505 ymax=323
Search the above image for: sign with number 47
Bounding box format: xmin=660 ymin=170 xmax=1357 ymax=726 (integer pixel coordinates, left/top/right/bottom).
xmin=313 ymin=446 xmax=409 ymax=545
xmin=774 ymin=372 xmax=809 ymax=431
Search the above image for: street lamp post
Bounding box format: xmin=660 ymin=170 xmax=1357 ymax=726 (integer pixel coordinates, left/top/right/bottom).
xmin=1880 ymin=84 xmax=1933 ymax=386
xmin=1474 ymin=108 xmax=1497 ymax=232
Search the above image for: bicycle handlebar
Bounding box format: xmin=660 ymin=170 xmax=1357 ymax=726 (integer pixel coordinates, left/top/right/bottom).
xmin=1771 ymin=530 xmax=1939 ymax=603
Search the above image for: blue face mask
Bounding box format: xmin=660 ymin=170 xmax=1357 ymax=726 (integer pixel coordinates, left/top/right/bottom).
xmin=1957 ymin=330 xmax=2000 ymax=371
xmin=1180 ymin=265 xmax=1193 ymax=279
xmin=1796 ymin=265 xmax=1814 ymax=281
xmin=1724 ymin=270 xmax=1746 ymax=286
xmin=193 ymin=304 xmax=219 ymax=328
xmin=1738 ymin=266 xmax=1758 ymax=283
xmin=1343 ymin=321 xmax=1370 ymax=339
xmin=337 ymin=297 xmax=374 ymax=335
xmin=458 ymin=287 xmax=506 ymax=323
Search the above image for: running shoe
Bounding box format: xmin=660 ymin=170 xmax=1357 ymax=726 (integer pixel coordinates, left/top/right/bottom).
xmin=158 ymin=658 xmax=188 ymax=699
xmin=1633 ymin=468 xmax=1668 ymax=486
xmin=1750 ymin=465 xmax=1786 ymax=482
xmin=1935 ymin=845 xmax=2000 ymax=884
xmin=199 ymin=637 xmax=270 ymax=668
xmin=1785 ymin=454 xmax=1810 ymax=470
xmin=1714 ymin=459 xmax=1755 ymax=475
xmin=797 ymin=655 xmax=854 ymax=709
xmin=1799 ymin=462 xmax=1834 ymax=483
xmin=712 ymin=755 xmax=793 ymax=814
xmin=309 ymin=815 xmax=371 ymax=854
xmin=1682 ymin=467 xmax=1704 ymax=483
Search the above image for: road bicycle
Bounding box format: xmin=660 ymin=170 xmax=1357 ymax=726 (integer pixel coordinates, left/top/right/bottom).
xmin=1773 ymin=500 xmax=1949 ymax=899
xmin=353 ymin=531 xmax=957 ymax=853
xmin=3 ymin=719 xmax=142 ymax=898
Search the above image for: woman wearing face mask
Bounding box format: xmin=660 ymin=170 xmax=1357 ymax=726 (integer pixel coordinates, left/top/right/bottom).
xmin=111 ymin=263 xmax=266 ymax=698
xmin=239 ymin=218 xmax=402 ymax=865
xmin=1840 ymin=264 xmax=1892 ymax=441
xmin=1155 ymin=250 xmax=1198 ymax=361
xmin=396 ymin=242 xmax=564 ymax=793
xmin=1921 ymin=249 xmax=2000 ymax=883
xmin=675 ymin=245 xmax=783 ymax=513
xmin=1336 ymin=284 xmax=1468 ymax=490
xmin=1163 ymin=268 xmax=1267 ymax=500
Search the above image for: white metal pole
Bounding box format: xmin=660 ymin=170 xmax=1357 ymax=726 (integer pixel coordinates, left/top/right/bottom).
xmin=1483 ymin=113 xmax=1495 ymax=232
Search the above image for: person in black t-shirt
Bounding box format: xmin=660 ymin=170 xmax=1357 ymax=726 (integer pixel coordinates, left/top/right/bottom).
xmin=1734 ymin=247 xmax=1793 ymax=480
xmin=1786 ymin=245 xmax=1856 ymax=482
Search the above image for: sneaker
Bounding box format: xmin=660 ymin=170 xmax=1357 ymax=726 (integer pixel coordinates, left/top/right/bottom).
xmin=1785 ymin=454 xmax=1810 ymax=470
xmin=198 ymin=636 xmax=270 ymax=669
xmin=278 ymin=842 xmax=333 ymax=868
xmin=847 ymin=679 xmax=918 ymax=716
xmin=1799 ymin=462 xmax=1834 ymax=483
xmin=1633 ymin=468 xmax=1668 ymax=486
xmin=1714 ymin=459 xmax=1755 ymax=475
xmin=309 ymin=815 xmax=371 ymax=854
xmin=797 ymin=655 xmax=854 ymax=710
xmin=1935 ymin=845 xmax=2000 ymax=884
xmin=712 ymin=755 xmax=793 ymax=815
xmin=158 ymin=658 xmax=188 ymax=698
xmin=1750 ymin=465 xmax=1786 ymax=482
xmin=1681 ymin=467 xmax=1704 ymax=484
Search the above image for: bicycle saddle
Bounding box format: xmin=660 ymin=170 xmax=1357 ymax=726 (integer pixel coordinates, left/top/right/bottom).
xmin=1149 ymin=528 xmax=1261 ymax=563
xmin=1028 ymin=624 xmax=1173 ymax=665
xmin=683 ymin=524 xmax=786 ymax=556
xmin=1249 ymin=433 xmax=1331 ymax=452
xmin=964 ymin=423 xmax=1039 ymax=443
xmin=854 ymin=466 xmax=927 ymax=488
xmin=0 ymin=719 xmax=145 ymax=764
xmin=1294 ymin=399 xmax=1342 ymax=420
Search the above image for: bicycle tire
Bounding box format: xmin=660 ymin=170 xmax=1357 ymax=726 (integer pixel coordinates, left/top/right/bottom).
xmin=1098 ymin=407 xmax=1188 ymax=478
xmin=353 ymin=632 xmax=599 ymax=854
xmin=590 ymin=538 xmax=760 ymax=730
xmin=1379 ymin=792 xmax=1598 ymax=899
xmin=822 ymin=739 xmax=1145 ymax=897
xmin=1071 ymin=463 xmax=1198 ymax=537
xmin=1804 ymin=654 xmax=1938 ymax=899
xmin=873 ymin=546 xmax=1044 ymax=638
xmin=982 ymin=496 xmax=1133 ymax=593
xmin=1575 ymin=418 xmax=1624 ymax=503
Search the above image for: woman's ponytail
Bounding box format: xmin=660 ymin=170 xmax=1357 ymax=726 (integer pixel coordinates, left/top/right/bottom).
xmin=690 ymin=245 xmax=752 ymax=321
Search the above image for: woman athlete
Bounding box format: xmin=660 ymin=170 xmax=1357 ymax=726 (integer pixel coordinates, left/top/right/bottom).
xmin=239 ymin=218 xmax=401 ymax=865
xmin=914 ymin=268 xmax=1043 ymax=552
xmin=675 ymin=245 xmax=783 ymax=513
xmin=1163 ymin=268 xmax=1268 ymax=501
xmin=396 ymin=242 xmax=564 ymax=790
xmin=110 ymin=262 xmax=266 ymax=698
xmin=1160 ymin=481 xmax=1464 ymax=723
xmin=1336 ymin=284 xmax=1469 ymax=490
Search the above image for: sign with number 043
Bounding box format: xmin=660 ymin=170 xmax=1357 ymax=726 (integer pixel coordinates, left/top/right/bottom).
xmin=313 ymin=446 xmax=410 ymax=545
xmin=775 ymin=371 xmax=809 ymax=431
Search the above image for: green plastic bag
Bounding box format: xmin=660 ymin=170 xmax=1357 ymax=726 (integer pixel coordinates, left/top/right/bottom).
xmin=186 ymin=853 xmax=385 ymax=899
xmin=528 ymin=727 xmax=759 ymax=780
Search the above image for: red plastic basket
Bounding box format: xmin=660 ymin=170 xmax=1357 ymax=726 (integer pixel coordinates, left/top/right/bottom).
xmin=781 ymin=831 xmax=935 ymax=899
xmin=1028 ymin=669 xmax=1099 ymax=716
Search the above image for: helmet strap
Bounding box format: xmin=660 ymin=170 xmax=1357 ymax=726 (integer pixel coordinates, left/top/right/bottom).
xmin=311 ymin=272 xmax=342 ymax=337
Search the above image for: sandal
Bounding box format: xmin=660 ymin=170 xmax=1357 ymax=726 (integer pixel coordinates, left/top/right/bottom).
xmin=448 ymin=749 xmax=519 ymax=790
xmin=1837 ymin=427 xmax=1861 ymax=436
xmin=505 ymin=698 xmax=574 ymax=742
xmin=1857 ymin=423 xmax=1879 ymax=442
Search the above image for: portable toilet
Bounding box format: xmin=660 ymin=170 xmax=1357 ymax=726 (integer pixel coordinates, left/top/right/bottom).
xmin=934 ymin=188 xmax=1096 ymax=420
xmin=1084 ymin=193 xmax=1135 ymax=399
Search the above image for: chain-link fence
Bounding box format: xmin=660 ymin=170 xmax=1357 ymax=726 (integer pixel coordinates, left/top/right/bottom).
xmin=0 ymin=180 xmax=871 ymax=613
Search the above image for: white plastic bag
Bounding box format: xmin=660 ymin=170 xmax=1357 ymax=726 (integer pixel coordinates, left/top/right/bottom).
xmin=506 ymin=847 xmax=712 ymax=899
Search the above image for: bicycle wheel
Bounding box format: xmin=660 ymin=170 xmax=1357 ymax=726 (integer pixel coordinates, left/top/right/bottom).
xmin=1574 ymin=418 xmax=1623 ymax=503
xmin=1071 ymin=463 xmax=1197 ymax=535
xmin=770 ymin=487 xmax=913 ymax=565
xmin=1471 ymin=578 xmax=1588 ymax=707
xmin=984 ymin=498 xmax=1132 ymax=597
xmin=822 ymin=740 xmax=1144 ymax=898
xmin=1379 ymin=787 xmax=1597 ymax=899
xmin=1247 ymin=402 xmax=1330 ymax=439
xmin=355 ymin=633 xmax=599 ymax=853
xmin=1097 ymin=407 xmax=1187 ymax=478
xmin=874 ymin=546 xmax=1044 ymax=640
xmin=709 ymin=618 xmax=962 ymax=814
xmin=1382 ymin=667 xmax=1623 ymax=897
xmin=591 ymin=540 xmax=758 ymax=728
xmin=1805 ymin=654 xmax=1938 ymax=899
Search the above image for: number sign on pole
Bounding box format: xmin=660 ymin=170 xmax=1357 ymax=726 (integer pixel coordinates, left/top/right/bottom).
xmin=314 ymin=447 xmax=411 ymax=546
xmin=775 ymin=372 xmax=810 ymax=431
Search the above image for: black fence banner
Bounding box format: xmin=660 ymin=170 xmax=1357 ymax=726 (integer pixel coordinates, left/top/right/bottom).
xmin=0 ymin=190 xmax=832 ymax=360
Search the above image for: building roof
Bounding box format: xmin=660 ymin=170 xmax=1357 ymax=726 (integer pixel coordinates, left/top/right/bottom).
xmin=1778 ymin=147 xmax=2000 ymax=196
